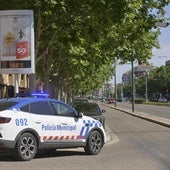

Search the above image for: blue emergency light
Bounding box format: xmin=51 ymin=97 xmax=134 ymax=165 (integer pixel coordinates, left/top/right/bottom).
xmin=31 ymin=92 xmax=49 ymax=98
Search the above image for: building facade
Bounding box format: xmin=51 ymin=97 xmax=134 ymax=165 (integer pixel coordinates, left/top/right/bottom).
xmin=0 ymin=74 xmax=28 ymax=98
xmin=122 ymin=64 xmax=157 ymax=84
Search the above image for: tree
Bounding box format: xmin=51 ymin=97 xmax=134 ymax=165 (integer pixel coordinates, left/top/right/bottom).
xmin=125 ymin=66 xmax=170 ymax=100
xmin=0 ymin=0 xmax=169 ymax=101
xmin=148 ymin=66 xmax=170 ymax=96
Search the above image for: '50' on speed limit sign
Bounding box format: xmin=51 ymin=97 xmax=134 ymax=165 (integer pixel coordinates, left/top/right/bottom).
xmin=16 ymin=41 xmax=29 ymax=59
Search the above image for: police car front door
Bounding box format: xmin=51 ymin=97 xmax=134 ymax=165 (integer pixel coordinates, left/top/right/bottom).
xmin=51 ymin=101 xmax=86 ymax=146
xmin=57 ymin=116 xmax=85 ymax=145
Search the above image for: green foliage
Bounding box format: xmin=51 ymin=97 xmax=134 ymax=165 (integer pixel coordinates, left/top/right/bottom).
xmin=124 ymin=66 xmax=170 ymax=99
xmin=148 ymin=66 xmax=170 ymax=95
xmin=0 ymin=0 xmax=169 ymax=98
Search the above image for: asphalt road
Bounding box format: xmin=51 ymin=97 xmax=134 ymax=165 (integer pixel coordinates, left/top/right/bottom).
xmin=0 ymin=104 xmax=170 ymax=170
xmin=101 ymin=104 xmax=170 ymax=170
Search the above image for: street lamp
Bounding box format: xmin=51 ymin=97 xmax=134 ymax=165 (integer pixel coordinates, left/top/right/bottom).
xmin=131 ymin=60 xmax=135 ymax=112
xmin=114 ymin=58 xmax=117 ymax=107
xmin=155 ymin=22 xmax=170 ymax=28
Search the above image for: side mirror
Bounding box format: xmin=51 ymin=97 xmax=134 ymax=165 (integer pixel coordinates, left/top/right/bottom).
xmin=74 ymin=108 xmax=83 ymax=118
xmin=78 ymin=111 xmax=83 ymax=118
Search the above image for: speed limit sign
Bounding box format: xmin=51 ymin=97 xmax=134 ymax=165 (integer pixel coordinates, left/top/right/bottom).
xmin=16 ymin=41 xmax=28 ymax=59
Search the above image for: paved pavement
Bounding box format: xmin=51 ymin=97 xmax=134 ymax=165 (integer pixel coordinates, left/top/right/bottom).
xmin=104 ymin=103 xmax=170 ymax=145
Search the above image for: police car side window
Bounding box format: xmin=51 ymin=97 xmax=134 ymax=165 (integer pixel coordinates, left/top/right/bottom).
xmin=20 ymin=104 xmax=30 ymax=112
xmin=51 ymin=102 xmax=75 ymax=117
xmin=30 ymin=101 xmax=53 ymax=115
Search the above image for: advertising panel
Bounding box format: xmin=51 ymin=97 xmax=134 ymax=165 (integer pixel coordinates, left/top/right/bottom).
xmin=0 ymin=10 xmax=35 ymax=74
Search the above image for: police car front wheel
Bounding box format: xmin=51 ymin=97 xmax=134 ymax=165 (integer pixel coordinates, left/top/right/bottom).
xmin=84 ymin=130 xmax=103 ymax=155
xmin=14 ymin=133 xmax=38 ymax=161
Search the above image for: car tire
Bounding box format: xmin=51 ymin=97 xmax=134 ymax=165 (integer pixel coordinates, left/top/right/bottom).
xmin=84 ymin=130 xmax=103 ymax=155
xmin=14 ymin=133 xmax=38 ymax=161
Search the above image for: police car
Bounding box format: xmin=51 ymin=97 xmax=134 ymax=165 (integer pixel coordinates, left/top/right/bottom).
xmin=0 ymin=97 xmax=106 ymax=161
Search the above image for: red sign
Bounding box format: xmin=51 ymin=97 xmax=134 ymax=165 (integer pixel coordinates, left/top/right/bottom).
xmin=16 ymin=41 xmax=28 ymax=59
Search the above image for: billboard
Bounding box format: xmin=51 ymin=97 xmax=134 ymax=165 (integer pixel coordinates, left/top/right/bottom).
xmin=0 ymin=10 xmax=35 ymax=74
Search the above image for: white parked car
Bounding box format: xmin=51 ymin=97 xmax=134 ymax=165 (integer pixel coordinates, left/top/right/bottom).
xmin=158 ymin=97 xmax=168 ymax=103
xmin=0 ymin=97 xmax=106 ymax=161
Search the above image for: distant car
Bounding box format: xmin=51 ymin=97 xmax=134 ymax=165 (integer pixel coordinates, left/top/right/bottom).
xmin=73 ymin=98 xmax=89 ymax=104
xmin=108 ymin=98 xmax=115 ymax=104
xmin=99 ymin=98 xmax=105 ymax=102
xmin=73 ymin=102 xmax=106 ymax=129
xmin=158 ymin=97 xmax=168 ymax=103
xmin=0 ymin=97 xmax=106 ymax=161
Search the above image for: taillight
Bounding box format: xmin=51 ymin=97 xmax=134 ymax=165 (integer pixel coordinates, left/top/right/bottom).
xmin=0 ymin=117 xmax=11 ymax=123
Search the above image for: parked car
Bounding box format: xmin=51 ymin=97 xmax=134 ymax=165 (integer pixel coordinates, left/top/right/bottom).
xmin=108 ymin=98 xmax=115 ymax=104
xmin=0 ymin=97 xmax=106 ymax=161
xmin=73 ymin=102 xmax=106 ymax=129
xmin=158 ymin=97 xmax=168 ymax=103
xmin=99 ymin=97 xmax=106 ymax=102
xmin=73 ymin=98 xmax=89 ymax=104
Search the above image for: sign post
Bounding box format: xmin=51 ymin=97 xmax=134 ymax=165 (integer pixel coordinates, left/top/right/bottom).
xmin=0 ymin=10 xmax=35 ymax=96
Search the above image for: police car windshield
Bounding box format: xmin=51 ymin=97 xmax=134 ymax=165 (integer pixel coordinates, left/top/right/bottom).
xmin=0 ymin=101 xmax=18 ymax=111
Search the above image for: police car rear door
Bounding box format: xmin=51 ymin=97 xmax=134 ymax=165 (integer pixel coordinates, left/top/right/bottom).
xmin=28 ymin=101 xmax=61 ymax=143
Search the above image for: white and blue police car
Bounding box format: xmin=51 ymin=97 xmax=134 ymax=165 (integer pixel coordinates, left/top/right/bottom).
xmin=0 ymin=97 xmax=106 ymax=161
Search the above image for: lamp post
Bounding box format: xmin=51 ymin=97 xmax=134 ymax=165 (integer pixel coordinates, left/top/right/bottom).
xmin=155 ymin=22 xmax=170 ymax=28
xmin=156 ymin=22 xmax=169 ymax=66
xmin=114 ymin=59 xmax=117 ymax=107
xmin=131 ymin=60 xmax=135 ymax=112
xmin=121 ymin=82 xmax=124 ymax=102
xmin=143 ymin=70 xmax=149 ymax=102
xmin=145 ymin=71 xmax=148 ymax=102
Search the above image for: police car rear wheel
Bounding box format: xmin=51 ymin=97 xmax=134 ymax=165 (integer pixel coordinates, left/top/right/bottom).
xmin=14 ymin=133 xmax=38 ymax=161
xmin=84 ymin=130 xmax=103 ymax=155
